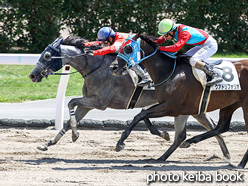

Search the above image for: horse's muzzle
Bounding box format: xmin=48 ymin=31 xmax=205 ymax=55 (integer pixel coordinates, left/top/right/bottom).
xmin=29 ymin=65 xmax=44 ymax=82
xmin=110 ymin=63 xmax=123 ymax=76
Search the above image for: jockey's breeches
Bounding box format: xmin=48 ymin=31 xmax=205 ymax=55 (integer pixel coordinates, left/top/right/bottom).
xmin=186 ymin=36 xmax=218 ymax=66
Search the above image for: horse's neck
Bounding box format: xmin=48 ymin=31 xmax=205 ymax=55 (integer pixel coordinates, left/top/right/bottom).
xmin=60 ymin=45 xmax=115 ymax=78
xmin=60 ymin=45 xmax=95 ymax=74
xmin=144 ymin=53 xmax=177 ymax=83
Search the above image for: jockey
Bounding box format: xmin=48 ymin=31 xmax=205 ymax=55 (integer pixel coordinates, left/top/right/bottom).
xmin=155 ymin=19 xmax=223 ymax=86
xmin=84 ymin=27 xmax=152 ymax=86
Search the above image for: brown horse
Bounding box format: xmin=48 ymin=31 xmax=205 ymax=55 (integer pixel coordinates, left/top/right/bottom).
xmin=111 ymin=32 xmax=248 ymax=168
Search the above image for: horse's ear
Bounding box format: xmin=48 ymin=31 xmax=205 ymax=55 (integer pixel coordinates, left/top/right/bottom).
xmin=133 ymin=31 xmax=141 ymax=41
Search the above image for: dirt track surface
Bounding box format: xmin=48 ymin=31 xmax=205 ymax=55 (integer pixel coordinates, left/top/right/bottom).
xmin=0 ymin=126 xmax=248 ymax=186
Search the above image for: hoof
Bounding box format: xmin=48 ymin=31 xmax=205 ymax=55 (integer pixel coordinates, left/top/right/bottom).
xmin=228 ymin=162 xmax=244 ymax=169
xmin=224 ymin=153 xmax=231 ymax=160
xmin=72 ymin=132 xmax=79 ymax=142
xmin=157 ymin=157 xmax=165 ymax=161
xmin=143 ymin=158 xmax=158 ymax=163
xmin=180 ymin=141 xmax=191 ymax=148
xmin=161 ymin=131 xmax=170 ymax=141
xmin=115 ymin=143 xmax=125 ymax=152
xmin=37 ymin=144 xmax=48 ymax=151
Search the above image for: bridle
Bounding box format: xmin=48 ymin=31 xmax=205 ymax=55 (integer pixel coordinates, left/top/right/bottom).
xmin=37 ymin=45 xmax=105 ymax=78
xmin=117 ymin=37 xmax=157 ymax=69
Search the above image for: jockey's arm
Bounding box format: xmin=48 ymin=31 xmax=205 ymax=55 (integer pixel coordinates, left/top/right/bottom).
xmin=84 ymin=41 xmax=102 ymax=47
xmin=159 ymin=31 xmax=191 ymax=53
xmin=93 ymin=45 xmax=117 ymax=55
xmin=93 ymin=39 xmax=123 ymax=56
xmin=154 ymin=36 xmax=166 ymax=45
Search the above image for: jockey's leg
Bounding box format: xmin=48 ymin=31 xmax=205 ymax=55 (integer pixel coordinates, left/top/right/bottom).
xmin=195 ymin=60 xmax=223 ymax=86
xmin=132 ymin=65 xmax=152 ymax=86
xmin=187 ymin=36 xmax=222 ymax=86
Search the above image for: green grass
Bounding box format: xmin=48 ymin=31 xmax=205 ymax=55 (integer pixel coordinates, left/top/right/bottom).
xmin=0 ymin=65 xmax=84 ymax=103
xmin=213 ymin=53 xmax=248 ymax=58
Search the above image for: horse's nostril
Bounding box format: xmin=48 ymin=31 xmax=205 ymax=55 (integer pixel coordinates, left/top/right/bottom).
xmin=29 ymin=74 xmax=35 ymax=79
xmin=111 ymin=66 xmax=118 ymax=71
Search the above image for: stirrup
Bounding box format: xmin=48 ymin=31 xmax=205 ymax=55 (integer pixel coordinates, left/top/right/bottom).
xmin=138 ymin=79 xmax=152 ymax=86
xmin=206 ymin=75 xmax=223 ymax=86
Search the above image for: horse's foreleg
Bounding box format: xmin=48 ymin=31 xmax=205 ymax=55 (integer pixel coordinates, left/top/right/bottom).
xmin=37 ymin=121 xmax=71 ymax=151
xmin=69 ymin=108 xmax=79 ymax=142
xmin=192 ymin=113 xmax=230 ymax=159
xmin=158 ymin=115 xmax=187 ymax=161
xmin=116 ymin=112 xmax=143 ymax=152
xmin=68 ymin=96 xmax=102 ymax=142
xmin=116 ymin=102 xmax=172 ymax=152
xmin=70 ymin=106 xmax=92 ymax=142
xmin=37 ymin=107 xmax=91 ymax=151
xmin=144 ymin=118 xmax=170 ymax=141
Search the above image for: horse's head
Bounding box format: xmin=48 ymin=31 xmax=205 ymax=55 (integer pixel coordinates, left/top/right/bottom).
xmin=110 ymin=32 xmax=141 ymax=76
xmin=29 ymin=37 xmax=64 ymax=82
xmin=110 ymin=32 xmax=157 ymax=76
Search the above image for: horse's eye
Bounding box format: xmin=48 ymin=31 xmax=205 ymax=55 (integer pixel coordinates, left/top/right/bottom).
xmin=44 ymin=52 xmax=52 ymax=61
xmin=124 ymin=45 xmax=133 ymax=54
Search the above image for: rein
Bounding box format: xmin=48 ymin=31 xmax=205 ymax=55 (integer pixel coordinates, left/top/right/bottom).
xmin=117 ymin=37 xmax=157 ymax=69
xmin=153 ymin=51 xmax=177 ymax=87
xmin=82 ymin=55 xmax=105 ymax=78
xmin=51 ymin=54 xmax=106 ymax=78
xmin=39 ymin=45 xmax=105 ymax=78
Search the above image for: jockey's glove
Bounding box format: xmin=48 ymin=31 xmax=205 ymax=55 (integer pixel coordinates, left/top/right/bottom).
xmin=86 ymin=50 xmax=94 ymax=55
xmin=75 ymin=40 xmax=85 ymax=51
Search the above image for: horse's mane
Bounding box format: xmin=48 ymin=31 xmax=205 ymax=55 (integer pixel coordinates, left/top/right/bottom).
xmin=62 ymin=35 xmax=103 ymax=50
xmin=63 ymin=35 xmax=88 ymax=45
xmin=140 ymin=34 xmax=190 ymax=65
xmin=62 ymin=35 xmax=117 ymax=56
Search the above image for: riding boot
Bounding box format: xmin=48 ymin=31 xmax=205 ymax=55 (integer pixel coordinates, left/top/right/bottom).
xmin=195 ymin=61 xmax=223 ymax=86
xmin=132 ymin=65 xmax=153 ymax=86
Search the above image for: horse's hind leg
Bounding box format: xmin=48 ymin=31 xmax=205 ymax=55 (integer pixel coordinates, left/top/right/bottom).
xmin=37 ymin=107 xmax=91 ymax=151
xmin=237 ymin=99 xmax=248 ymax=168
xmin=181 ymin=103 xmax=240 ymax=148
xmin=68 ymin=96 xmax=103 ymax=142
xmin=157 ymin=115 xmax=187 ymax=161
xmin=192 ymin=113 xmax=230 ymax=159
xmin=144 ymin=118 xmax=170 ymax=141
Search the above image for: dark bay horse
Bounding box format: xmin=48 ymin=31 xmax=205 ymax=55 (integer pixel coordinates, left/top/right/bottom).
xmin=29 ymin=36 xmax=229 ymax=160
xmin=111 ymin=32 xmax=248 ymax=167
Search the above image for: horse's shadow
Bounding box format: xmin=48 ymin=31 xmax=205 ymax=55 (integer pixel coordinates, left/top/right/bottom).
xmin=19 ymin=157 xmax=235 ymax=171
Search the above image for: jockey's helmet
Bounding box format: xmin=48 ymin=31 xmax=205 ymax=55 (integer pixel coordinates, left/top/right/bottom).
xmin=97 ymin=27 xmax=116 ymax=42
xmin=157 ymin=19 xmax=176 ymax=35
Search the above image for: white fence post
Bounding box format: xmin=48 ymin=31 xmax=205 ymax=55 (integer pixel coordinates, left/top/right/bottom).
xmin=55 ymin=65 xmax=70 ymax=130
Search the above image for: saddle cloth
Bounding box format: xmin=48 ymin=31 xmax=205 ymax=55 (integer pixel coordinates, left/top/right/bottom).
xmin=192 ymin=60 xmax=241 ymax=91
xmin=126 ymin=69 xmax=154 ymax=109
